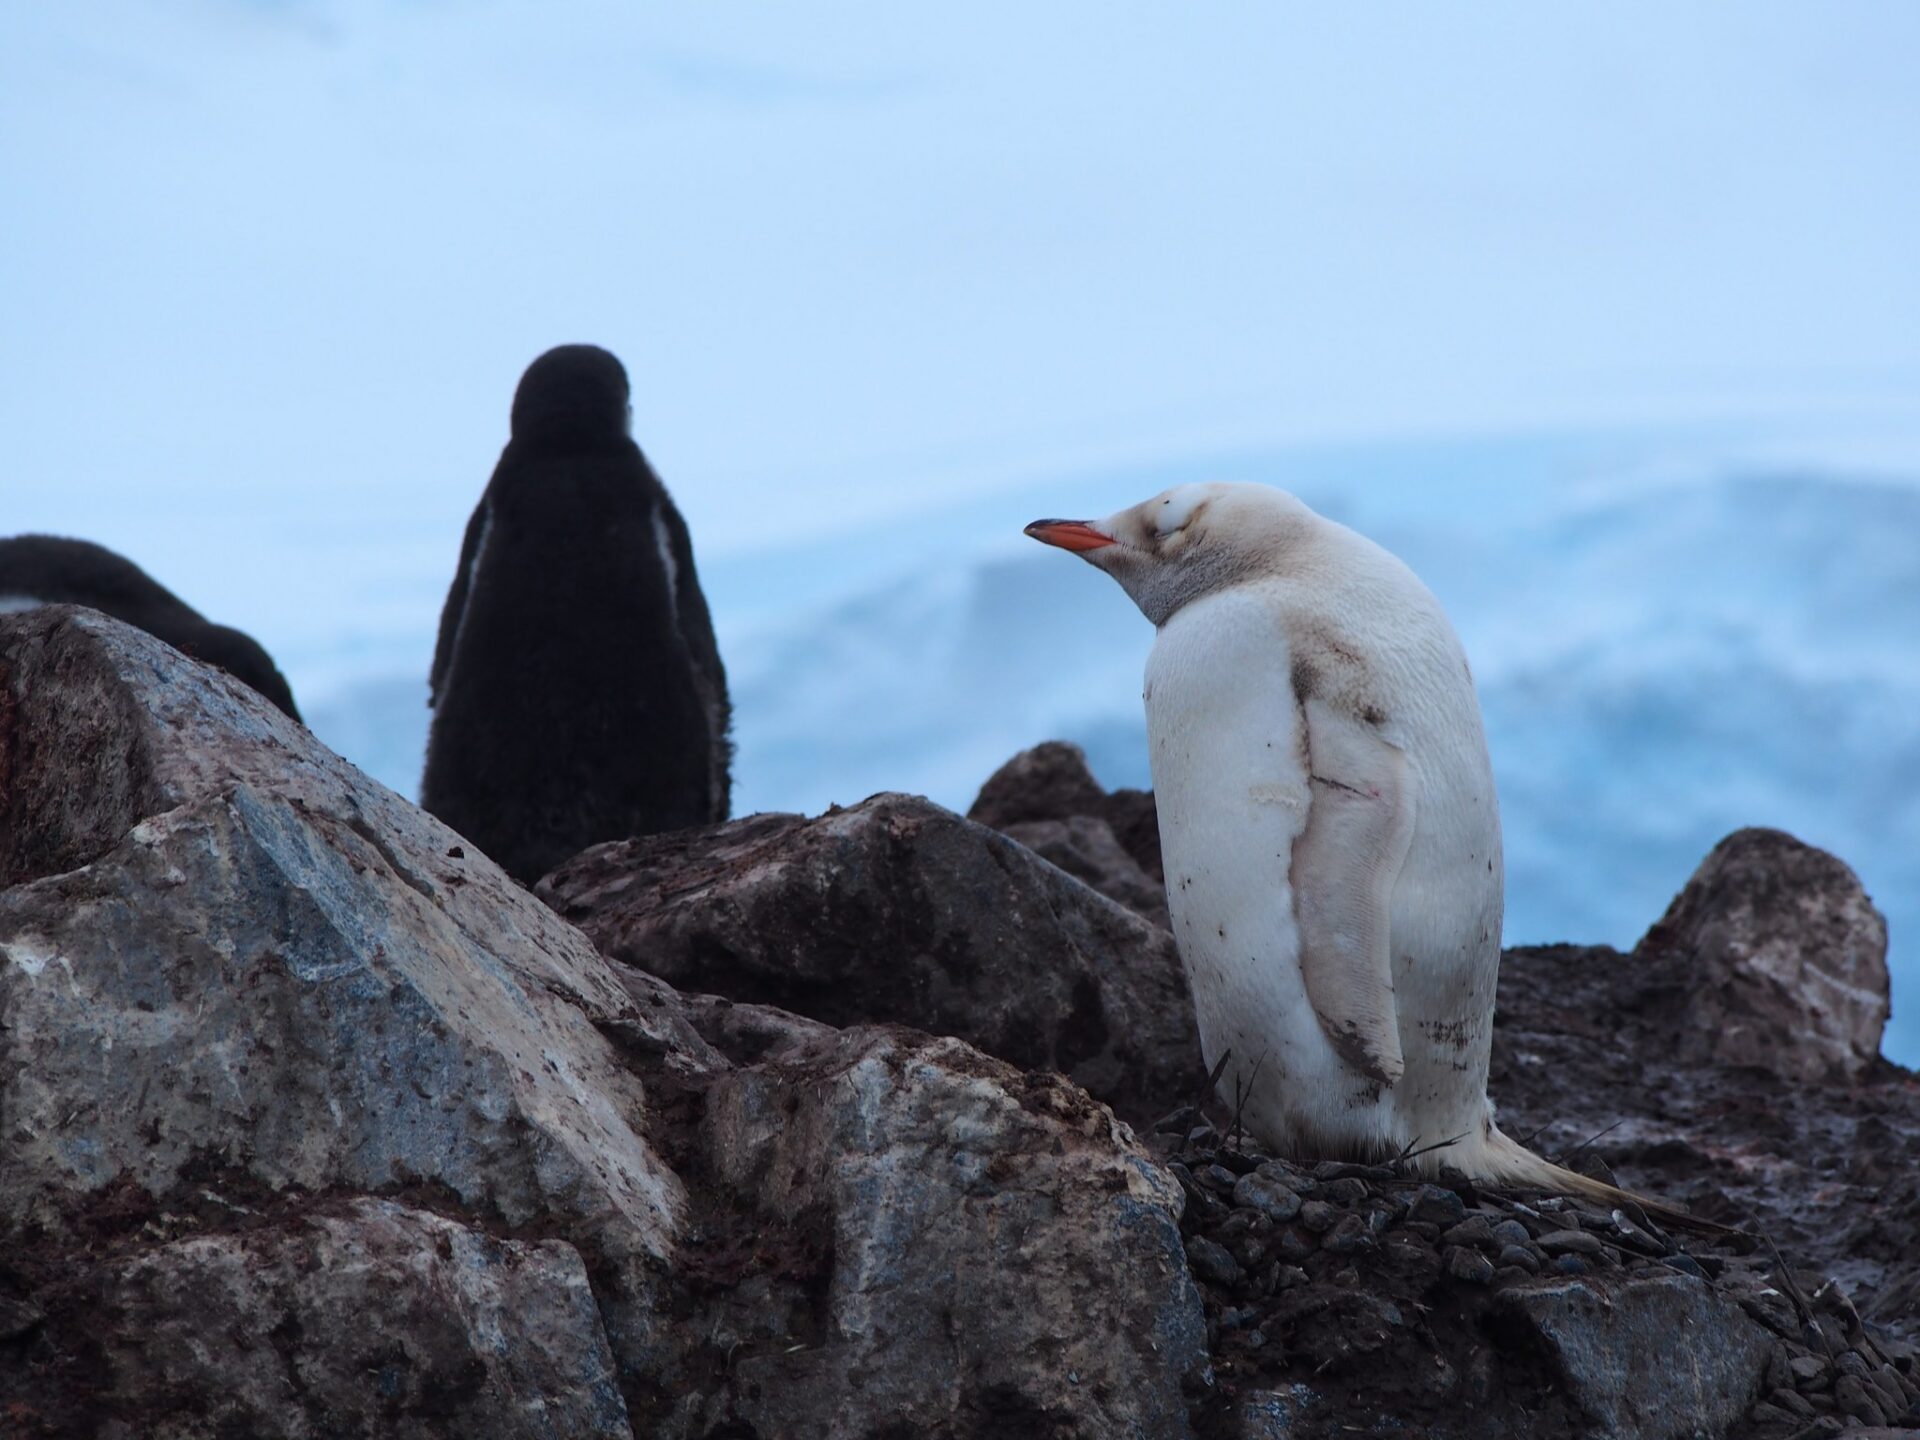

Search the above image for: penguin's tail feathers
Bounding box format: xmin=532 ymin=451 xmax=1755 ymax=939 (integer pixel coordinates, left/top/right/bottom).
xmin=1467 ymin=1124 xmax=1736 ymax=1237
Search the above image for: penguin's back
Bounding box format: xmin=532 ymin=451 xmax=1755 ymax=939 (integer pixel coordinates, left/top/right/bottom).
xmin=0 ymin=534 xmax=302 ymax=720
xmin=421 ymin=441 xmax=730 ymax=883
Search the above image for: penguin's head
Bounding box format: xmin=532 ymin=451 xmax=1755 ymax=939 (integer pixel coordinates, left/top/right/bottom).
xmin=510 ymin=344 xmax=633 ymax=446
xmin=1025 ymin=481 xmax=1313 ymax=625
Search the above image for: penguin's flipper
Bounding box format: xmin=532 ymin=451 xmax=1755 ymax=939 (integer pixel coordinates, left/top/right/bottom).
xmin=1290 ymin=695 xmax=1417 ymax=1086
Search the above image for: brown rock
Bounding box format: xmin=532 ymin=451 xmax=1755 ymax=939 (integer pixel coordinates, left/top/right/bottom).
xmin=968 ymin=739 xmax=1164 ymax=885
xmin=1001 ymin=814 xmax=1170 ymax=929
xmin=1636 ymin=827 xmax=1890 ymax=1083
xmin=537 ymin=792 xmax=1204 ymax=1128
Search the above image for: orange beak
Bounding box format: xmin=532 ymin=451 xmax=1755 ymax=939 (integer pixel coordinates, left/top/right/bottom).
xmin=1024 ymin=518 xmax=1117 ymax=553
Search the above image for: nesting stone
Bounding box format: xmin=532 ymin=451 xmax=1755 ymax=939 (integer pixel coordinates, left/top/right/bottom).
xmin=1185 ymin=1236 xmax=1244 ymax=1288
xmin=1274 ymin=1227 xmax=1318 ymax=1264
xmin=1538 ymin=1229 xmax=1604 ymax=1256
xmin=1232 ymin=1171 xmax=1303 ymax=1222
xmin=1497 ymin=1245 xmax=1542 ymax=1275
xmin=1442 ymin=1216 xmax=1497 ymax=1251
xmin=1406 ymin=1186 xmax=1467 ymax=1227
xmin=1446 ymin=1247 xmax=1495 ymax=1286
xmin=1490 ymin=1219 xmax=1532 ymax=1248
xmin=1661 ymin=1254 xmax=1707 ymax=1280
xmin=1834 ymin=1375 xmax=1888 ymax=1427
xmin=1298 ymin=1201 xmax=1339 ymax=1235
xmin=1551 ymin=1255 xmax=1591 ymax=1277
xmin=1320 ymin=1214 xmax=1370 ymax=1256
xmin=1322 ymin=1177 xmax=1370 ymax=1207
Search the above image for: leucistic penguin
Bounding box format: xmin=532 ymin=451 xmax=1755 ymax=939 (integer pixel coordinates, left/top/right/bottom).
xmin=1025 ymin=482 xmax=1705 ymax=1223
xmin=0 ymin=534 xmax=301 ymax=719
xmin=421 ymin=344 xmax=731 ymax=884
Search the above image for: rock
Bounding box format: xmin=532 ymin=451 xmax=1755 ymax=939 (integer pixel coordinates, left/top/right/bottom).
xmin=1835 ymin=1374 xmax=1890 ymax=1426
xmin=24 ymin=1199 xmax=631 ymax=1440
xmin=1496 ymin=1244 xmax=1542 ymax=1275
xmin=1636 ymin=827 xmax=1891 ymax=1083
xmin=1298 ymin=1200 xmax=1339 ymax=1235
xmin=1406 ymin=1186 xmax=1467 ymax=1228
xmin=685 ymin=1026 xmax=1208 ymax=1439
xmin=1000 ymin=814 xmax=1170 ymax=930
xmin=536 ymin=792 xmax=1205 ymax=1129
xmin=0 ymin=612 xmax=1214 ymax=1439
xmin=1495 ymin=1273 xmax=1773 ymax=1440
xmin=1446 ymin=1246 xmax=1495 ymax=1285
xmin=1232 ymin=1171 xmax=1304 ymax=1222
xmin=0 ymin=606 xmax=685 ymax=1264
xmin=967 ymin=740 xmax=1164 ymax=887
xmin=1538 ymin=1229 xmax=1605 ymax=1256
xmin=1186 ymin=1235 xmax=1244 ymax=1288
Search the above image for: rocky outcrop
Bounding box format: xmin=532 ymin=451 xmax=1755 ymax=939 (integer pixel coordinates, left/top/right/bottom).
xmin=1636 ymin=827 xmax=1891 ymax=1084
xmin=967 ymin=742 xmax=1171 ymax=928
xmin=48 ymin=1199 xmax=633 ymax=1440
xmin=536 ymin=795 xmax=1205 ymax=1129
xmin=0 ymin=611 xmax=1206 ymax=1439
xmin=3 ymin=611 xmax=1916 ymax=1439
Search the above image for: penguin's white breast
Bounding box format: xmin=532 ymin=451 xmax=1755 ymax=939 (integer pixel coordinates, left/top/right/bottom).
xmin=1146 ymin=587 xmax=1324 ymax=1065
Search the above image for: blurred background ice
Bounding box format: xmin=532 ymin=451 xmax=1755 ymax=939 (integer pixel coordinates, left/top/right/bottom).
xmin=4 ymin=3 xmax=1916 ymax=1059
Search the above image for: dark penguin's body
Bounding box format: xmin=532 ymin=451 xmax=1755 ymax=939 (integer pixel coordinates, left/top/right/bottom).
xmin=421 ymin=344 xmax=731 ymax=884
xmin=0 ymin=534 xmax=301 ymax=719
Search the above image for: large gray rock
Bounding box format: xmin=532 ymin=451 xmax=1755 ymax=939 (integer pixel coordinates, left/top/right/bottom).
xmin=537 ymin=794 xmax=1205 ymax=1129
xmin=0 ymin=610 xmax=1215 ymax=1438
xmin=679 ymin=1025 xmax=1209 ymax=1440
xmin=30 ymin=1199 xmax=630 ymax=1440
xmin=0 ymin=607 xmax=686 ymax=1259
xmin=1494 ymin=1273 xmax=1773 ymax=1440
xmin=1636 ymin=827 xmax=1891 ymax=1083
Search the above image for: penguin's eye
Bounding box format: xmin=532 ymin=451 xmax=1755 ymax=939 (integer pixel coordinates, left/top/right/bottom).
xmin=1152 ymin=492 xmax=1206 ymax=540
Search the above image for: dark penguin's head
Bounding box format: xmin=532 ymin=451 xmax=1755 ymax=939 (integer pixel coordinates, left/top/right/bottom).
xmin=509 ymin=345 xmax=632 ymax=447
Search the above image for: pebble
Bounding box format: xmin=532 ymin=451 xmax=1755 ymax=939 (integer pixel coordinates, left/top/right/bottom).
xmin=1185 ymin=1236 xmax=1243 ymax=1287
xmin=1232 ymin=1172 xmax=1303 ymax=1222
xmin=1788 ymin=1354 xmax=1828 ymax=1386
xmin=1834 ymin=1375 xmax=1889 ymax=1427
xmin=1765 ymin=1346 xmax=1795 ymax=1393
xmin=1550 ymin=1255 xmax=1591 ymax=1277
xmin=1537 ymin=1229 xmax=1603 ymax=1256
xmin=1405 ymin=1185 xmax=1467 ymax=1227
xmin=1298 ymin=1200 xmax=1339 ymax=1235
xmin=1445 ymin=1246 xmax=1495 ymax=1285
xmin=1440 ymin=1215 xmax=1494 ymax=1250
xmin=1660 ymin=1254 xmax=1707 ymax=1280
xmin=1489 ymin=1219 xmax=1531 ymax=1249
xmin=1323 ymin=1177 xmax=1370 ymax=1206
xmin=1257 ymin=1161 xmax=1316 ymax=1195
xmin=1496 ymin=1244 xmax=1541 ymax=1275
xmin=1199 ymin=1164 xmax=1241 ymax=1193
xmin=1835 ymin=1350 xmax=1872 ymax=1382
xmin=1274 ymin=1227 xmax=1317 ymax=1264
xmin=1768 ymin=1387 xmax=1816 ymax=1419
xmin=1492 ymin=1265 xmax=1535 ymax=1290
xmin=1320 ymin=1214 xmax=1370 ymax=1256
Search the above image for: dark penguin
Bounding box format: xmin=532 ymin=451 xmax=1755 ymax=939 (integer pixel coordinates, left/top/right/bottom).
xmin=0 ymin=534 xmax=301 ymax=719
xmin=420 ymin=344 xmax=731 ymax=883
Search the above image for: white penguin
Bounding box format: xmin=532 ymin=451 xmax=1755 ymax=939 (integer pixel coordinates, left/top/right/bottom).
xmin=1026 ymin=482 xmax=1698 ymax=1218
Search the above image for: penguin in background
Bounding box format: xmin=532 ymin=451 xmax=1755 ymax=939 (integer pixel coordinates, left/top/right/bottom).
xmin=0 ymin=534 xmax=302 ymax=719
xmin=421 ymin=344 xmax=731 ymax=884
